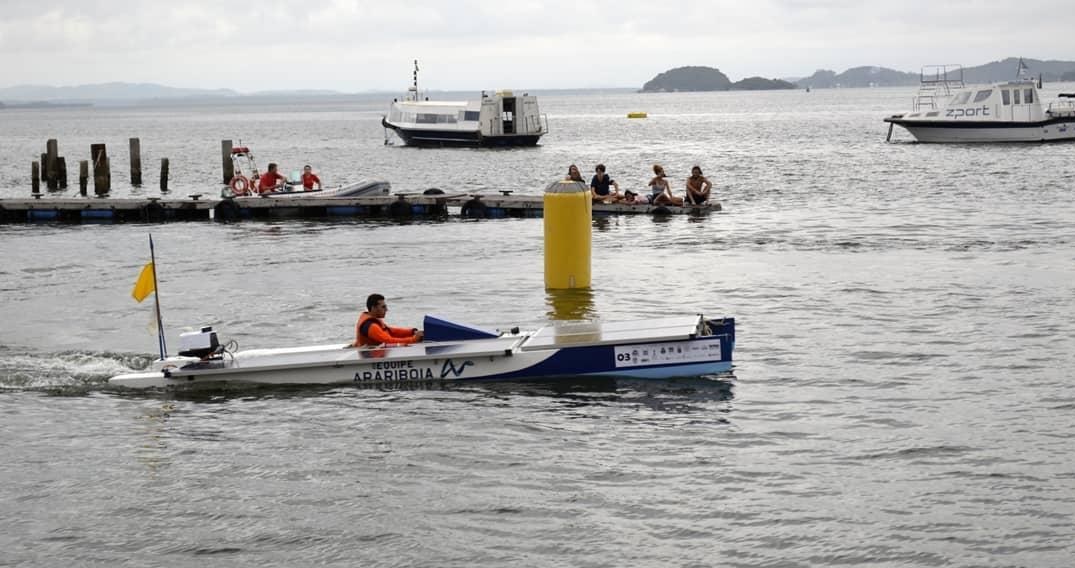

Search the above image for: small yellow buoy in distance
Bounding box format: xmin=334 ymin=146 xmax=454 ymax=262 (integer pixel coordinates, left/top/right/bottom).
xmin=544 ymin=180 xmax=592 ymax=289
xmin=627 ymin=111 xmax=648 ymax=119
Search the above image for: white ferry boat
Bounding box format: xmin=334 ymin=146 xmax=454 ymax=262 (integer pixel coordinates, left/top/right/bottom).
xmin=381 ymin=61 xmax=548 ymax=148
xmin=884 ymin=64 xmax=1075 ymax=143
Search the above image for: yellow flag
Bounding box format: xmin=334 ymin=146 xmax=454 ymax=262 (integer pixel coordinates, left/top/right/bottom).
xmin=132 ymin=262 xmax=156 ymax=302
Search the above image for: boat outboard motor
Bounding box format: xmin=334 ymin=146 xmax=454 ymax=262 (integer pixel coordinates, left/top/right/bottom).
xmin=178 ymin=326 xmax=221 ymax=359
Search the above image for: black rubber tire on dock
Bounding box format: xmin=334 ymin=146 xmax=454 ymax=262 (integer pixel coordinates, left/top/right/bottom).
xmin=460 ymin=198 xmax=487 ymax=219
xmin=214 ymin=199 xmax=240 ymax=223
xmin=387 ymin=200 xmax=412 ymax=217
xmin=142 ymin=201 xmax=165 ymax=222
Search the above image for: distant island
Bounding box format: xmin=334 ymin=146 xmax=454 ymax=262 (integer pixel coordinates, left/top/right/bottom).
xmin=640 ymin=66 xmax=795 ymax=92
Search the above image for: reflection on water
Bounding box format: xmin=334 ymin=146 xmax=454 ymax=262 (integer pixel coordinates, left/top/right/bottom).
xmin=545 ymin=288 xmax=596 ymax=321
xmin=474 ymin=374 xmax=736 ymax=414
xmin=134 ymin=401 xmax=176 ymax=476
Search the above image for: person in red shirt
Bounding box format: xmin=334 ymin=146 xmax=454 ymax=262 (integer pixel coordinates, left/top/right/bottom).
xmin=257 ymin=162 xmax=287 ymax=193
xmin=352 ymin=293 xmax=424 ymax=347
xmin=301 ymin=165 xmax=322 ymax=191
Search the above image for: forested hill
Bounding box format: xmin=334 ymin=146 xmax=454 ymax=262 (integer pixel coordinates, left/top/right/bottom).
xmin=640 ymin=66 xmax=795 ymax=92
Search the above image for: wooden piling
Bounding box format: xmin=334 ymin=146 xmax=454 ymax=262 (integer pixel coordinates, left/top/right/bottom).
xmin=57 ymin=157 xmax=68 ymax=189
xmin=46 ymin=139 xmax=59 ymax=190
xmin=160 ymin=158 xmax=170 ymax=192
xmin=90 ymin=143 xmax=110 ymax=196
xmin=222 ymin=139 xmax=233 ymax=184
xmin=129 ymin=137 xmax=142 ymax=186
xmin=79 ymin=160 xmax=89 ymax=196
xmin=32 ymin=161 xmax=41 ymax=195
xmin=40 ymin=153 xmax=50 ymax=189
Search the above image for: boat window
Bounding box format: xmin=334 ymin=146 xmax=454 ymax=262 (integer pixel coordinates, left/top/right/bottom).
xmin=926 ymin=111 xmax=939 ymax=117
xmin=1001 ymin=90 xmax=1010 ymax=105
xmin=951 ymin=91 xmax=971 ymax=105
xmin=1024 ymin=89 xmax=1034 ymax=104
xmin=463 ymin=110 xmax=480 ymax=121
xmin=1013 ymin=89 xmax=1021 ymax=104
xmin=973 ymin=89 xmax=992 ymax=103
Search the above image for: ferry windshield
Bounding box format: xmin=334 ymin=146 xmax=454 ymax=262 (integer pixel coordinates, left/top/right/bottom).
xmin=952 ymin=91 xmax=971 ymax=105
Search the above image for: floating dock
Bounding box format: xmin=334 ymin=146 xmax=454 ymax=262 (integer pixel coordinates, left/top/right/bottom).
xmin=0 ymin=192 xmax=720 ymax=224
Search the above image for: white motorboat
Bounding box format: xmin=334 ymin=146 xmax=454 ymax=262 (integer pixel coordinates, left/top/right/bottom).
xmin=253 ymin=179 xmax=391 ymax=199
xmin=381 ymin=60 xmax=548 ymax=148
xmin=884 ymin=64 xmax=1075 ymax=143
xmin=223 ymin=146 xmax=390 ymax=197
xmin=108 ymin=314 xmax=735 ymax=389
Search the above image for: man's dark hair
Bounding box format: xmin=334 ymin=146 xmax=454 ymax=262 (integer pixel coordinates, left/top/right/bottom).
xmin=366 ymin=293 xmax=385 ymax=311
xmin=595 ymin=164 xmax=606 ymax=173
xmin=267 ymin=162 xmax=278 ymax=171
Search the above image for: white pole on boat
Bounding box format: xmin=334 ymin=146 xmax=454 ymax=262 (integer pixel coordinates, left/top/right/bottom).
xmin=412 ymin=59 xmax=419 ymax=101
xmin=148 ymin=234 xmax=168 ymax=359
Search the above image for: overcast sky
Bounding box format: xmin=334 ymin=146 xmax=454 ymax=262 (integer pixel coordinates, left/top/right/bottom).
xmin=1 ymin=0 xmax=1070 ymax=92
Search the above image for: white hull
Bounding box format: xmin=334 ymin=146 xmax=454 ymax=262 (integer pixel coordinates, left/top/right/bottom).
xmin=890 ymin=120 xmax=1075 ymax=143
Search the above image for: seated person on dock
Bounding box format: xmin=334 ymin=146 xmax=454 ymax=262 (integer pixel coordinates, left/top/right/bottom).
xmin=257 ymin=162 xmax=288 ymax=193
xmin=648 ymin=164 xmax=683 ymax=206
xmin=590 ymin=164 xmax=622 ymax=203
xmin=622 ymin=189 xmax=643 ymax=204
xmin=565 ymin=164 xmax=585 ymax=183
xmin=352 ymin=293 xmax=424 ymax=347
xmin=685 ymin=166 xmax=712 ymax=205
xmin=301 ymin=165 xmax=322 ymax=191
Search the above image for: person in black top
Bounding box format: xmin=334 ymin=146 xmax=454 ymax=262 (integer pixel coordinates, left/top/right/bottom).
xmin=590 ymin=164 xmax=623 ymax=203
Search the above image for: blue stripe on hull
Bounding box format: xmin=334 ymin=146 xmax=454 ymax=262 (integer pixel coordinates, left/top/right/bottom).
xmin=585 ymin=360 xmax=733 ymax=379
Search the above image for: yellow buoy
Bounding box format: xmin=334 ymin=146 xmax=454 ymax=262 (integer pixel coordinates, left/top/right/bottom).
xmin=627 ymin=112 xmax=648 ymax=119
xmin=544 ymin=180 xmax=591 ymax=289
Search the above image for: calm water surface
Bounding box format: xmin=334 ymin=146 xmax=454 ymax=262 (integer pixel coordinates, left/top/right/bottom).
xmin=1 ymin=87 xmax=1074 ymax=567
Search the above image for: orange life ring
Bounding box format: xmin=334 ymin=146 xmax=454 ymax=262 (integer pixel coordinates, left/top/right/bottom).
xmin=229 ymin=175 xmax=251 ymax=196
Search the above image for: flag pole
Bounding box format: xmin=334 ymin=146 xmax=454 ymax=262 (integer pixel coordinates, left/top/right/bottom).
xmin=148 ymin=234 xmax=167 ymax=360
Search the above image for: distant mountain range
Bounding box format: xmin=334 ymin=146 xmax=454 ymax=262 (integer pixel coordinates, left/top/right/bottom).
xmin=796 ymin=57 xmax=1075 ymax=88
xmin=642 ymin=57 xmax=1075 ymax=93
xmin=0 ymin=82 xmax=240 ymax=102
xmin=3 ymin=56 xmax=1074 ymax=105
xmin=0 ymin=82 xmax=356 ymax=105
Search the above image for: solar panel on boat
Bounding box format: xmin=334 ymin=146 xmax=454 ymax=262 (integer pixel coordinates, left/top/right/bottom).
xmin=520 ymin=315 xmax=702 ymax=351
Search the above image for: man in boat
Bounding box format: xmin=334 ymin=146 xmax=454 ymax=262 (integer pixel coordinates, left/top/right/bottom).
xmin=353 ymin=293 xmax=424 ymax=347
xmin=301 ymin=165 xmax=322 ymax=191
xmin=257 ymin=162 xmax=288 ymax=193
xmin=590 ymin=164 xmax=622 ymax=203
